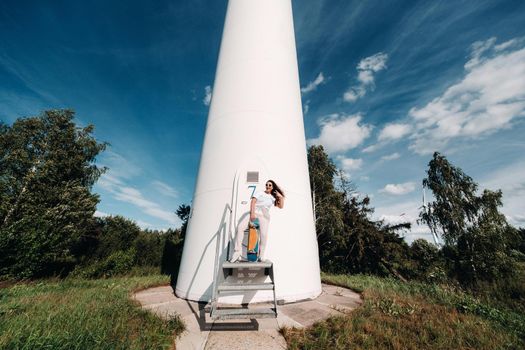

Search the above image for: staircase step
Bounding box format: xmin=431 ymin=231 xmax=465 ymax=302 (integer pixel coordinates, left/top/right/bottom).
xmin=222 ymin=261 xmax=272 ymax=269
xmin=218 ymin=283 xmax=274 ymax=291
xmin=211 ymin=307 xmax=277 ymax=320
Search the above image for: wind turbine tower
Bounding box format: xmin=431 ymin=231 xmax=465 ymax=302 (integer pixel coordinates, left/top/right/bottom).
xmin=175 ymin=0 xmax=322 ymax=304
xmin=422 ymin=188 xmax=441 ymax=246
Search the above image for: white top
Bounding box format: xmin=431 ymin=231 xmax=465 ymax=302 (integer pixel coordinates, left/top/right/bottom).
xmin=253 ymin=191 xmax=275 ymax=218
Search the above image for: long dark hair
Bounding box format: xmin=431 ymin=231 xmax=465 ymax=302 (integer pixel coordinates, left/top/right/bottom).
xmin=266 ymin=179 xmax=284 ymax=206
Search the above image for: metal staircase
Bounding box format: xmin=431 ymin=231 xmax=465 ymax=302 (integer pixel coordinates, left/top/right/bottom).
xmin=210 ymin=260 xmax=278 ymax=320
xmin=208 ymin=169 xmax=278 ymax=320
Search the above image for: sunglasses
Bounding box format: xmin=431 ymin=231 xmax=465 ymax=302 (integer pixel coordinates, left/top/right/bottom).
xmin=265 ymin=183 xmax=273 ymax=187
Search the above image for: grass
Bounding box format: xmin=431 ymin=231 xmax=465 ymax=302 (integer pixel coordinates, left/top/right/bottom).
xmin=280 ymin=273 xmax=525 ymax=350
xmin=473 ymin=262 xmax=525 ymax=315
xmin=0 ymin=274 xmax=183 ymax=350
xmin=3 ymin=270 xmax=523 ymax=349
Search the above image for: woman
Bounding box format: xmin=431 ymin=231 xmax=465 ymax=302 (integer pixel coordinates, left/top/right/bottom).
xmin=230 ymin=179 xmax=285 ymax=263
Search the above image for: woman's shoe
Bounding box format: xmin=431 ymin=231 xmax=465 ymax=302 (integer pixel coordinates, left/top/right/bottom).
xmin=229 ymin=251 xmax=241 ymax=263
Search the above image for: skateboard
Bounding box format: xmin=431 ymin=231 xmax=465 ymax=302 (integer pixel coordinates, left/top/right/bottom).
xmin=247 ymin=218 xmax=260 ymax=262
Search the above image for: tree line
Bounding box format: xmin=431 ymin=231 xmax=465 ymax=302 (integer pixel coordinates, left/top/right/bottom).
xmin=1 ymin=110 xmax=524 ymax=310
xmin=0 ymin=110 xmax=187 ymax=280
xmin=309 ymin=144 xmax=524 ymax=309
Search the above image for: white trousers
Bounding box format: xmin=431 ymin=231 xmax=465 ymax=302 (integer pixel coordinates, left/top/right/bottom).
xmin=233 ymin=212 xmax=270 ymax=259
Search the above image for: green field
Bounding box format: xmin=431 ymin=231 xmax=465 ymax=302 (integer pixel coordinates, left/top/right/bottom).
xmin=2 ymin=273 xmax=524 ymax=349
xmin=281 ymin=274 xmax=525 ymax=350
xmin=0 ymin=275 xmax=183 ymax=350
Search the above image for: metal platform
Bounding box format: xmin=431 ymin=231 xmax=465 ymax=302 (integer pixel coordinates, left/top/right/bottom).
xmin=210 ymin=260 xmax=278 ymax=320
xmin=211 ymin=307 xmax=277 ymax=320
xmin=222 ymin=261 xmax=272 ymax=269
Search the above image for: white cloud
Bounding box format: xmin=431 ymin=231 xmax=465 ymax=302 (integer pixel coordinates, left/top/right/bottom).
xmin=380 ymin=152 xmax=401 ymax=161
xmin=203 ymin=85 xmax=212 ymax=106
xmin=152 ymin=180 xmax=178 ymax=199
xmin=380 ymin=214 xmax=412 ymax=226
xmin=361 ymin=123 xmax=411 ymax=153
xmin=362 ymin=144 xmax=380 ymax=153
xmin=135 ymin=220 xmax=164 ymax=230
xmin=303 ymin=100 xmax=310 ymax=115
xmin=508 ymin=214 xmax=525 ymax=227
xmin=378 ymin=123 xmax=412 ymax=142
xmin=357 ymin=52 xmax=389 ymax=72
xmin=97 ymin=173 xmax=124 ymax=192
xmin=481 ymin=160 xmax=525 ymax=228
xmin=308 ymin=113 xmax=372 ymax=153
xmin=380 ymin=182 xmax=416 ymax=195
xmin=98 ymin=150 xmax=141 ymax=180
xmin=403 ymin=225 xmax=437 ymax=245
xmin=337 ymin=156 xmax=363 ymax=172
xmin=374 ymin=200 xmax=435 ymax=244
xmin=94 ymin=210 xmax=109 ymax=217
xmin=357 ymin=70 xmax=374 ymax=85
xmin=494 ymin=38 xmax=523 ymax=52
xmin=0 ymin=53 xmax=61 ymax=107
xmin=343 ymin=88 xmax=365 ymax=102
xmin=408 ymin=37 xmax=525 ymax=155
xmin=301 ymin=72 xmax=326 ymax=94
xmin=95 ymin=209 xmax=158 ymax=230
xmin=115 ymin=187 xmax=178 ymax=225
xmin=464 ymin=37 xmax=497 ymax=70
xmin=0 ymin=90 xmax=49 ymax=123
xmin=344 ymin=52 xmax=388 ymax=103
xmin=96 ymin=152 xmax=180 ymax=227
xmin=482 ymin=161 xmax=525 ymax=195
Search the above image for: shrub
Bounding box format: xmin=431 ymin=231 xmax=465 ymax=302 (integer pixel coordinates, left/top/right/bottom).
xmin=408 ymin=239 xmax=446 ymax=282
xmin=72 ymin=249 xmax=136 ymax=278
xmin=134 ymin=231 xmax=164 ymax=267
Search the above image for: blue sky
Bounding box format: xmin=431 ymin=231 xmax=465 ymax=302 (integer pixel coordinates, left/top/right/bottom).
xmin=1 ymin=0 xmax=524 ymax=242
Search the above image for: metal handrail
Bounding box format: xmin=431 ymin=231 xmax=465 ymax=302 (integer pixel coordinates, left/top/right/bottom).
xmin=210 ymin=170 xmax=240 ymax=314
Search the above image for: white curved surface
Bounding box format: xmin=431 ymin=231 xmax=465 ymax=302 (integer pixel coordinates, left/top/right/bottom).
xmin=175 ymin=0 xmax=321 ymax=303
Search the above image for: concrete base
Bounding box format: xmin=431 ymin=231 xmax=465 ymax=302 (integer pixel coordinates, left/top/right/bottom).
xmin=132 ymin=283 xmax=362 ymax=350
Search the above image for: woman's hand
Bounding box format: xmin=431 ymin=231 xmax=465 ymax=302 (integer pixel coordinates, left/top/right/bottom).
xmin=275 ymin=192 xmax=284 ymax=208
xmin=250 ymin=212 xmax=256 ymax=221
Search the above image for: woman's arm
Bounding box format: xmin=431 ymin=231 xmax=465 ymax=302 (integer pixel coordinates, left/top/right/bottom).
xmin=276 ymin=192 xmax=284 ymax=209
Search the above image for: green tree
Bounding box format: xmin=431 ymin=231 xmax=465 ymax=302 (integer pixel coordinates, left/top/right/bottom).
xmin=307 ymin=145 xmax=344 ymax=269
xmin=0 ymin=110 xmax=106 ymax=278
xmin=134 ymin=229 xmax=165 ymax=267
xmin=419 ymin=152 xmax=516 ymax=283
xmin=73 ymin=216 xmax=143 ymax=278
xmin=176 ymin=204 xmax=191 ymax=237
xmin=408 ymin=239 xmax=445 ymax=282
xmin=159 ymin=205 xmax=190 ymax=283
xmin=514 ymin=227 xmax=525 ymax=257
xmin=341 ymin=192 xmax=411 ymax=279
xmin=93 ymin=215 xmax=141 ymax=260
xmin=307 ymin=145 xmax=410 ymax=278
